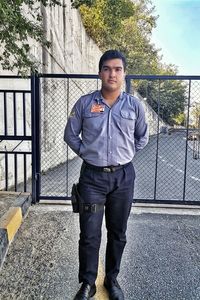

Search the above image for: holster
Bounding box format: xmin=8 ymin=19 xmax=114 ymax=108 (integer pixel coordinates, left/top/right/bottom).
xmin=71 ymin=183 xmax=104 ymax=214
xmin=71 ymin=183 xmax=80 ymax=213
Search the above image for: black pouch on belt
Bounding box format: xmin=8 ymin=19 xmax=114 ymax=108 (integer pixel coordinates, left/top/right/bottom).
xmin=71 ymin=183 xmax=80 ymax=213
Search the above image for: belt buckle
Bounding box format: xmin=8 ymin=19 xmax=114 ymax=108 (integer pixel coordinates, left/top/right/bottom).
xmin=103 ymin=167 xmax=112 ymax=173
xmin=111 ymin=166 xmax=116 ymax=172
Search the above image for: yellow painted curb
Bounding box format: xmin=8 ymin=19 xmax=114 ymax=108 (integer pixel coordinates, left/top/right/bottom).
xmin=95 ymin=258 xmax=109 ymax=300
xmin=0 ymin=207 xmax=22 ymax=242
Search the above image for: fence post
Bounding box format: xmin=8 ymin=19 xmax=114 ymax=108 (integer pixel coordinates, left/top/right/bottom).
xmin=183 ymin=79 xmax=191 ymax=201
xmin=31 ymin=73 xmax=40 ymax=204
xmin=125 ymin=76 xmax=131 ymax=93
xmin=153 ymin=79 xmax=161 ymax=200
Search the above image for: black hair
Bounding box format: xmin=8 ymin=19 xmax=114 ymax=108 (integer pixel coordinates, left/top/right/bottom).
xmin=99 ymin=50 xmax=126 ymax=72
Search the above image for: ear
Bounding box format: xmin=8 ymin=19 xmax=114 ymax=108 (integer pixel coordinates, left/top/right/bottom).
xmin=98 ymin=71 xmax=102 ymax=80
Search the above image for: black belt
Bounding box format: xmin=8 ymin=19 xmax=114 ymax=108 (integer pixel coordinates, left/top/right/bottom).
xmin=85 ymin=162 xmax=129 ymax=173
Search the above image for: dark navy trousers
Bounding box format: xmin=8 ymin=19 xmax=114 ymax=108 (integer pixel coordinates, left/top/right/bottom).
xmin=78 ymin=162 xmax=135 ymax=285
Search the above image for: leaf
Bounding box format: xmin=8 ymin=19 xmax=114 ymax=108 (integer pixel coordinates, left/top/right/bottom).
xmin=0 ymin=0 xmax=62 ymax=74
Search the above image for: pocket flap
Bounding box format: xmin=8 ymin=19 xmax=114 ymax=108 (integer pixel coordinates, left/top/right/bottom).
xmin=121 ymin=110 xmax=136 ymax=120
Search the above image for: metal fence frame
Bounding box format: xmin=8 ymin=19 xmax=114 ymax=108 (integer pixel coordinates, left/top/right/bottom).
xmin=1 ymin=74 xmax=200 ymax=205
xmin=0 ymin=75 xmax=32 ymax=195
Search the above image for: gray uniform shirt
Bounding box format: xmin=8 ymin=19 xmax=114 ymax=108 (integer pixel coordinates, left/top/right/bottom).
xmin=64 ymin=90 xmax=149 ymax=166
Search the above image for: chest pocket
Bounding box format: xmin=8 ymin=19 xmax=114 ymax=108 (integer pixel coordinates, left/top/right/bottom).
xmin=120 ymin=110 xmax=137 ymax=132
xmin=83 ymin=111 xmax=105 ymax=132
xmin=84 ymin=111 xmax=103 ymax=118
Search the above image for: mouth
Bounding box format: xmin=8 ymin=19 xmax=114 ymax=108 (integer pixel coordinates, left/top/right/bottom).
xmin=108 ymin=80 xmax=116 ymax=83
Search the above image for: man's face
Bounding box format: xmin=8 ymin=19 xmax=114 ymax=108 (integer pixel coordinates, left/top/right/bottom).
xmin=99 ymin=58 xmax=125 ymax=92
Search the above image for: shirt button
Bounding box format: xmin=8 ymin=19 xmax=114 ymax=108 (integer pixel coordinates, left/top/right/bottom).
xmin=109 ymin=136 xmax=112 ymax=139
xmin=109 ymin=151 xmax=112 ymax=153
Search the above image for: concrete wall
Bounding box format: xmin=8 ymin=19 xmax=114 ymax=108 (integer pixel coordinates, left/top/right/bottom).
xmin=0 ymin=1 xmax=102 ymax=190
xmin=40 ymin=2 xmax=102 ymax=74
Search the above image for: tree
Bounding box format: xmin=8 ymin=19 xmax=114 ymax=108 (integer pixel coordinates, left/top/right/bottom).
xmin=138 ymin=75 xmax=188 ymax=125
xmin=0 ymin=0 xmax=63 ymax=74
xmin=71 ymin=0 xmax=95 ymax=8
xmin=78 ymin=0 xmax=160 ymax=74
xmin=172 ymin=112 xmax=185 ymax=126
xmin=191 ymin=102 xmax=200 ymax=128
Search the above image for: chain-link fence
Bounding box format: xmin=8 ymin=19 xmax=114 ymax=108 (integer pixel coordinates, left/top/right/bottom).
xmin=1 ymin=75 xmax=199 ymax=204
xmin=39 ymin=76 xmax=101 ymax=197
xmin=38 ymin=75 xmax=200 ymax=203
xmin=131 ymin=78 xmax=200 ymax=202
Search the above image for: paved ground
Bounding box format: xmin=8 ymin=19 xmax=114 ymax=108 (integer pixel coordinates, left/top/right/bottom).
xmin=0 ymin=204 xmax=199 ymax=300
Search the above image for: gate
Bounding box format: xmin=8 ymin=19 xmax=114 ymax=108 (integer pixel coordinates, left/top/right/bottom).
xmin=36 ymin=74 xmax=200 ymax=205
xmin=0 ymin=75 xmax=32 ymax=197
xmin=1 ymin=74 xmax=200 ymax=205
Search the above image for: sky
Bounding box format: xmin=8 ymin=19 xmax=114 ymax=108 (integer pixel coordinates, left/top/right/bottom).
xmin=151 ymin=0 xmax=200 ymax=75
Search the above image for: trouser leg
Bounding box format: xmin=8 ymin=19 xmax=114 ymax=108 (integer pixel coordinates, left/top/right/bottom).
xmin=79 ymin=210 xmax=104 ymax=285
xmin=78 ymin=166 xmax=106 ymax=285
xmin=105 ymin=163 xmax=135 ymax=280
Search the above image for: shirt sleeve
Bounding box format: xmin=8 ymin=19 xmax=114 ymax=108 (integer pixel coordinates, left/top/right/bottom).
xmin=134 ymin=101 xmax=149 ymax=151
xmin=64 ymin=98 xmax=83 ymax=156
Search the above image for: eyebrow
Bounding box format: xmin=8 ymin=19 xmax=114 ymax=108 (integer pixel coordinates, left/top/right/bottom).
xmin=102 ymin=66 xmax=123 ymax=69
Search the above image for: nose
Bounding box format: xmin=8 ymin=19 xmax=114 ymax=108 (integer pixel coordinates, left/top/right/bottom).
xmin=110 ymin=69 xmax=116 ymax=77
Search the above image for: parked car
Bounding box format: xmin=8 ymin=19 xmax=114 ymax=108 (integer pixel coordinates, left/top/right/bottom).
xmin=187 ymin=132 xmax=200 ymax=141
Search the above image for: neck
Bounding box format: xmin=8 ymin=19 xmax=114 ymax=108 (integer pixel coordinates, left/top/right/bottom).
xmin=101 ymin=88 xmax=121 ymax=101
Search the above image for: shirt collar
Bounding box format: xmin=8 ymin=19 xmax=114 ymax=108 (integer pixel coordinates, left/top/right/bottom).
xmin=94 ymin=90 xmax=124 ymax=102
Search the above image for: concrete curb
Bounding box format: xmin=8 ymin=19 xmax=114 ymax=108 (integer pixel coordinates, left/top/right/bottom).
xmin=0 ymin=192 xmax=32 ymax=270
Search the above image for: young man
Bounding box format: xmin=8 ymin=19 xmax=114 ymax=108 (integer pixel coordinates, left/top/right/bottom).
xmin=64 ymin=50 xmax=148 ymax=300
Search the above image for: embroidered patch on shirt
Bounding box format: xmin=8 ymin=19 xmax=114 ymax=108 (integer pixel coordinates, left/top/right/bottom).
xmin=69 ymin=110 xmax=75 ymax=117
xmin=91 ymin=104 xmax=105 ymax=113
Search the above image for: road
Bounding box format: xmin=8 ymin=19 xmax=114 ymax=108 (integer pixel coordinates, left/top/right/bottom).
xmin=38 ymin=131 xmax=200 ymax=202
xmin=133 ymin=131 xmax=200 ymax=201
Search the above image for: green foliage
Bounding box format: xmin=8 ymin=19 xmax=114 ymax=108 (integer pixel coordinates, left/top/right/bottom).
xmin=191 ymin=102 xmax=200 ymax=128
xmin=138 ymin=77 xmax=188 ymax=125
xmin=79 ymin=0 xmax=159 ymax=74
xmin=78 ymin=0 xmax=188 ymax=125
xmin=172 ymin=112 xmax=185 ymax=126
xmin=0 ymin=0 xmax=62 ymax=75
xmin=71 ymin=0 xmax=95 ymax=9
